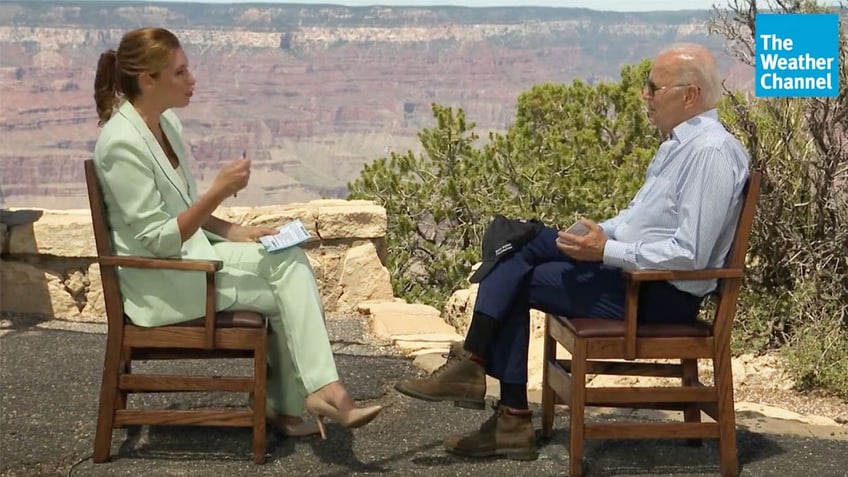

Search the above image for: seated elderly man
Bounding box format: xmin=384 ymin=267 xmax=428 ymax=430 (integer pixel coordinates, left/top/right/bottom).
xmin=395 ymin=43 xmax=751 ymax=460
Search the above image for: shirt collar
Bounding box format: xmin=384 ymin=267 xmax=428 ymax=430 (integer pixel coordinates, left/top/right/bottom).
xmin=670 ymin=108 xmax=719 ymax=142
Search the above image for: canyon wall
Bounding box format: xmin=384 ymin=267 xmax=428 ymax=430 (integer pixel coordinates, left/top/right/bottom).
xmin=0 ymin=2 xmax=748 ymax=209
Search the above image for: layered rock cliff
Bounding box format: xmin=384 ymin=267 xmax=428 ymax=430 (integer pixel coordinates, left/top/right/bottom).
xmin=0 ymin=2 xmax=746 ymax=208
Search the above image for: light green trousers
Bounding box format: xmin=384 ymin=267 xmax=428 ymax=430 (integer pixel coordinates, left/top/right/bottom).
xmin=212 ymin=242 xmax=339 ymax=416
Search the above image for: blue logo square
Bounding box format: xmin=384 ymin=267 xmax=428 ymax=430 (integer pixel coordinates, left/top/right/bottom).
xmin=755 ymin=13 xmax=840 ymax=98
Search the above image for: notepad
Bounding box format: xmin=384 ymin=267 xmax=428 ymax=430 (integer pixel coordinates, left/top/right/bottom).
xmin=258 ymin=219 xmax=313 ymax=252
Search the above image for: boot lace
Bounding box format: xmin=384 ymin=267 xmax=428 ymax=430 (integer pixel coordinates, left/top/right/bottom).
xmin=430 ymin=342 xmax=466 ymax=377
xmin=475 ymin=402 xmax=506 ymax=434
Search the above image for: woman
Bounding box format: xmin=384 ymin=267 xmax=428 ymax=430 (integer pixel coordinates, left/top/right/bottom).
xmin=92 ymin=27 xmax=381 ymax=440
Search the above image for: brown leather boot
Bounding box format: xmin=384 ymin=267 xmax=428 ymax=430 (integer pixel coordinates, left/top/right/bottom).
xmin=394 ymin=341 xmax=486 ymax=409
xmin=444 ymin=404 xmax=538 ymax=461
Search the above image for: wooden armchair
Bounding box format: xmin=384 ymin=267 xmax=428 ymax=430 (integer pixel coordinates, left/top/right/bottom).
xmin=540 ymin=171 xmax=762 ymax=477
xmin=84 ymin=159 xmax=268 ymax=464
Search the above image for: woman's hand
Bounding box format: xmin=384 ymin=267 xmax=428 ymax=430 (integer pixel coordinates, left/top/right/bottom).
xmin=227 ymin=224 xmax=278 ymax=243
xmin=211 ymin=158 xmax=251 ymax=199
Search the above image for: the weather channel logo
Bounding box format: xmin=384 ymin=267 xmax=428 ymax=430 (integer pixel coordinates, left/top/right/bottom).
xmin=755 ymin=13 xmax=839 ymax=98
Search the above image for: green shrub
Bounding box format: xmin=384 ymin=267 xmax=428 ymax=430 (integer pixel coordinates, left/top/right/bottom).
xmin=351 ymin=0 xmax=848 ymax=399
xmin=712 ymin=1 xmax=847 ymax=398
xmin=348 ymin=61 xmax=660 ymax=309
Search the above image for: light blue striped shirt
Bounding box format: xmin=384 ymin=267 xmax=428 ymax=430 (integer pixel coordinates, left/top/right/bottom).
xmin=600 ymin=109 xmax=750 ymax=296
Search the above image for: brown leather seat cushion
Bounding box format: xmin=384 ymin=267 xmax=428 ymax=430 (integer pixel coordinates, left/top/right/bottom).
xmin=179 ymin=311 xmax=265 ymax=329
xmin=562 ymin=317 xmax=713 ymax=338
xmin=124 ymin=311 xmax=265 ymax=329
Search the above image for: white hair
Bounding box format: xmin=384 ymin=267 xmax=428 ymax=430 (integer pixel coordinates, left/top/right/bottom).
xmin=659 ymin=43 xmax=723 ymax=107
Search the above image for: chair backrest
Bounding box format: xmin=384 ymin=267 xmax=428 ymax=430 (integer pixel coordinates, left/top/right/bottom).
xmin=84 ymin=159 xmax=127 ymax=329
xmin=710 ymin=170 xmax=762 ymax=332
xmin=724 ymin=170 xmax=762 ymax=271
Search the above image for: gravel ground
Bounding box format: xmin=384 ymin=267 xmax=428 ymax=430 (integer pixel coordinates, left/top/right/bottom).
xmin=2 ymin=311 xmax=846 ymax=425
xmin=734 ymin=386 xmax=848 ymax=424
xmin=3 ymin=310 xmax=848 ymax=477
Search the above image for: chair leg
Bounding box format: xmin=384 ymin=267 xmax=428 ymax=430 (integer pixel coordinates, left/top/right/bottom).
xmin=115 ymin=348 xmax=131 ymax=413
xmin=93 ymin=332 xmax=123 ymax=463
xmin=681 ymin=358 xmax=702 ymax=447
xmin=252 ymin=336 xmax=268 ymax=464
xmin=569 ymin=341 xmax=587 ymax=477
xmin=541 ymin=316 xmax=556 ymax=439
xmin=714 ymin=349 xmax=739 ymax=477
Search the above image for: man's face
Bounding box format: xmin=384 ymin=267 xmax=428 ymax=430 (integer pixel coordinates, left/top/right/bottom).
xmin=642 ymin=53 xmax=693 ymax=136
xmin=148 ymin=48 xmax=195 ymax=110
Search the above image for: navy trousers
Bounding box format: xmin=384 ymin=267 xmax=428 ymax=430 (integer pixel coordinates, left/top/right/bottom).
xmin=473 ymin=227 xmax=702 ymax=384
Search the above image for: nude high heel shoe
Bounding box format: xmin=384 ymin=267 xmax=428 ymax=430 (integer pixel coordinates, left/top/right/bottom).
xmin=266 ymin=413 xmax=321 ymax=438
xmin=305 ymin=394 xmax=383 ymax=440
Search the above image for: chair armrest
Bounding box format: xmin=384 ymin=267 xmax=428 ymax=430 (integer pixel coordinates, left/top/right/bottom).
xmin=100 ymin=255 xmax=222 ymax=349
xmin=99 ymin=256 xmax=223 ymax=272
xmin=619 ymin=267 xmax=742 ymax=360
xmin=621 ymin=268 xmax=743 ymax=282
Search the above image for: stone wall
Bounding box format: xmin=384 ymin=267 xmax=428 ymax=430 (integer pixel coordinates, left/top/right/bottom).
xmin=0 ymin=200 xmax=395 ymax=322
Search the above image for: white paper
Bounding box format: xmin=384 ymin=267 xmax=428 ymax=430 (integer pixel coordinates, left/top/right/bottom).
xmin=258 ymin=219 xmax=313 ymax=252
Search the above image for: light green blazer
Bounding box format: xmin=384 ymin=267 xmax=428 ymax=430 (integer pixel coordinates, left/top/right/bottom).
xmin=93 ymin=101 xmax=236 ymax=327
